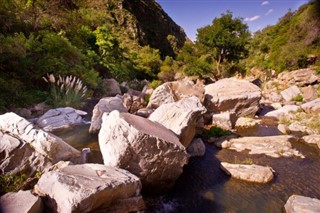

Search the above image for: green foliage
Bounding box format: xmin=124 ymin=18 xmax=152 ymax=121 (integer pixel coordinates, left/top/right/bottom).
xmin=197 ymin=11 xmax=250 ymax=78
xmin=0 ymin=173 xmax=27 ymax=195
xmin=233 ymin=156 xmax=254 ymax=165
xmin=245 ymin=1 xmax=320 ymax=72
xmin=148 ymin=80 xmax=162 ymax=89
xmin=206 ymin=126 xmax=231 ymax=138
xmin=43 ymin=74 xmax=88 ymax=108
xmin=291 ymin=94 xmax=304 ymax=102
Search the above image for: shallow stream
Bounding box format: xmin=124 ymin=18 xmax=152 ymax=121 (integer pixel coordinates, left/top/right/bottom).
xmin=53 ymin=121 xmax=320 ymax=213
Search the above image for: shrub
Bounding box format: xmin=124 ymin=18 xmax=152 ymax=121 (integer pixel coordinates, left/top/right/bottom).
xmin=148 ymin=80 xmax=162 ymax=89
xmin=43 ymin=74 xmax=88 ymax=108
xmin=206 ymin=126 xmax=231 ymax=138
xmin=0 ymin=173 xmax=27 ymax=195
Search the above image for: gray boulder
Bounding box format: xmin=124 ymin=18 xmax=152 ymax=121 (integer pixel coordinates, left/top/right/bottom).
xmin=34 ymin=164 xmax=144 ymax=213
xmin=147 ymin=80 xmax=204 ymax=109
xmin=148 ymin=96 xmax=206 ymax=147
xmin=99 ymin=111 xmax=188 ymax=193
xmin=0 ymin=190 xmax=43 ymax=213
xmin=187 ymin=138 xmax=206 ymax=157
xmin=0 ymin=113 xmax=80 ymax=174
xmin=36 ymin=107 xmax=87 ymax=131
xmin=280 ymin=85 xmax=302 ymax=102
xmin=285 ymin=195 xmax=320 ymax=213
xmin=302 ymin=135 xmax=320 ymax=149
xmin=265 ymin=105 xmax=300 ymax=118
xmin=221 ymin=162 xmax=274 ymax=183
xmin=100 ymin=78 xmax=122 ymax=97
xmin=212 ymin=112 xmax=237 ymax=131
xmin=89 ymin=96 xmax=128 ymax=133
xmin=301 ymin=98 xmax=320 ymax=114
xmin=278 ymin=68 xmax=319 ymax=87
xmin=204 ymin=78 xmax=261 ymax=117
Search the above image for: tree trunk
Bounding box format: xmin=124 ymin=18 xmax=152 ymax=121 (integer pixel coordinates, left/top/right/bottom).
xmin=215 ymin=54 xmax=222 ymax=79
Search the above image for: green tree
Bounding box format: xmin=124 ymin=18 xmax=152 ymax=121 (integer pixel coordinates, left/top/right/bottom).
xmin=197 ymin=11 xmax=250 ymax=78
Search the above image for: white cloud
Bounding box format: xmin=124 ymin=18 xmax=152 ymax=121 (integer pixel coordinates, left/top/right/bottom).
xmin=261 ymin=1 xmax=269 ymax=6
xmin=265 ymin=9 xmax=273 ymax=15
xmin=244 ymin=15 xmax=260 ymax=22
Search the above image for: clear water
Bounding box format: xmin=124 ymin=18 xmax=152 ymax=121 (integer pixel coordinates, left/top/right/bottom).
xmin=53 ymin=123 xmax=320 ymax=213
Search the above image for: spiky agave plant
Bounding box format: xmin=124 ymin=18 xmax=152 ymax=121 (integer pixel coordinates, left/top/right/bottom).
xmin=43 ymin=74 xmax=88 ymax=108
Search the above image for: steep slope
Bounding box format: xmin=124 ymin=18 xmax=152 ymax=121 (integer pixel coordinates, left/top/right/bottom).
xmin=246 ymin=0 xmax=320 ymax=73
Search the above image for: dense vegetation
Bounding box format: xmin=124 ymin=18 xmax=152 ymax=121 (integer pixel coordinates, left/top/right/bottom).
xmin=245 ymin=0 xmax=320 ymax=74
xmin=0 ymin=0 xmax=319 ymax=111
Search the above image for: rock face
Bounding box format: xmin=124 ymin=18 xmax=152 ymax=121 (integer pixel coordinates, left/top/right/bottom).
xmin=147 ymin=80 xmax=204 ymax=109
xmin=280 ymin=85 xmax=301 ymax=102
xmin=278 ymin=68 xmax=319 ymax=87
xmin=216 ymin=135 xmax=304 ymax=158
xmin=89 ymin=96 xmax=128 ymax=133
xmin=148 ymin=96 xmax=206 ymax=147
xmin=36 ymin=107 xmax=87 ymax=131
xmin=99 ymin=111 xmax=188 ymax=193
xmin=302 ymin=98 xmax=320 ymax=114
xmin=0 ymin=190 xmax=43 ymax=213
xmin=284 ymin=195 xmax=320 ymax=213
xmin=220 ymin=162 xmax=274 ymax=183
xmin=34 ymin=164 xmax=144 ymax=213
xmin=123 ymin=93 xmax=147 ymax=114
xmin=204 ymin=78 xmax=261 ymax=117
xmin=0 ymin=113 xmax=80 ymax=174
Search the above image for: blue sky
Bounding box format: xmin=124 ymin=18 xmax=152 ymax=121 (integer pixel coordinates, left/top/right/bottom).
xmin=156 ymin=0 xmax=310 ymax=41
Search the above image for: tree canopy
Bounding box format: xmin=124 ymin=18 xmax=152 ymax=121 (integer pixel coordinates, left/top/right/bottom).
xmin=196 ymin=11 xmax=250 ymax=78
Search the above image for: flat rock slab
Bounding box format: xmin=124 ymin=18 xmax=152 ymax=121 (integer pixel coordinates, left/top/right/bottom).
xmin=221 ymin=162 xmax=274 ymax=183
xmin=285 ymin=195 xmax=320 ymax=213
xmin=264 ymin=105 xmax=300 ymax=118
xmin=302 ymin=135 xmax=320 ymax=149
xmin=280 ymin=85 xmax=301 ymax=102
xmin=0 ymin=190 xmax=43 ymax=213
xmin=99 ymin=111 xmax=188 ymax=193
xmin=36 ymin=107 xmax=87 ymax=131
xmin=34 ymin=164 xmax=144 ymax=213
xmin=217 ymin=135 xmax=304 ymax=158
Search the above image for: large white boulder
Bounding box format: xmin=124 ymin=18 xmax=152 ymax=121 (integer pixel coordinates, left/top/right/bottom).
xmin=36 ymin=107 xmax=87 ymax=131
xmin=284 ymin=195 xmax=320 ymax=213
xmin=148 ymin=96 xmax=206 ymax=147
xmin=264 ymin=105 xmax=300 ymax=118
xmin=99 ymin=111 xmax=188 ymax=193
xmin=89 ymin=95 xmax=128 ymax=133
xmin=204 ymin=78 xmax=261 ymax=117
xmin=0 ymin=113 xmax=80 ymax=174
xmin=220 ymin=162 xmax=274 ymax=183
xmin=0 ymin=190 xmax=43 ymax=213
xmin=280 ymin=85 xmax=302 ymax=102
xmin=34 ymin=164 xmax=144 ymax=213
xmin=301 ymin=98 xmax=320 ymax=114
xmin=147 ymin=80 xmax=204 ymax=109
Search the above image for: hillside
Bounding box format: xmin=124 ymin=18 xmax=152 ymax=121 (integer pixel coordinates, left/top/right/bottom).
xmin=245 ymin=1 xmax=320 ymax=73
xmin=0 ymin=0 xmax=186 ymax=110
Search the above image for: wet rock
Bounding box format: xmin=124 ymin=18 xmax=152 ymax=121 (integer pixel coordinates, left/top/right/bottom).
xmin=89 ymin=96 xmax=128 ymax=133
xmin=36 ymin=107 xmax=87 ymax=131
xmin=99 ymin=111 xmax=188 ymax=193
xmin=217 ymin=135 xmax=304 ymax=158
xmin=288 ymin=123 xmax=308 ymax=137
xmin=148 ymin=96 xmax=206 ymax=147
xmin=34 ymin=164 xmax=144 ymax=213
xmin=0 ymin=190 xmax=43 ymax=213
xmin=221 ymin=162 xmax=274 ymax=183
xmin=0 ymin=113 xmax=80 ymax=174
xmin=100 ymin=78 xmax=122 ymax=97
xmin=204 ymin=78 xmax=261 ymax=117
xmin=302 ymin=135 xmax=320 ymax=149
xmin=187 ymin=138 xmax=206 ymax=157
xmin=136 ymin=108 xmax=154 ymax=118
xmin=284 ymin=195 xmax=320 ymax=213
xmin=265 ymin=105 xmax=300 ymax=118
xmin=147 ymin=80 xmax=204 ymax=109
xmin=280 ymin=85 xmax=301 ymax=102
xmin=212 ymin=112 xmax=237 ymax=131
xmin=301 ymin=98 xmax=320 ymax=114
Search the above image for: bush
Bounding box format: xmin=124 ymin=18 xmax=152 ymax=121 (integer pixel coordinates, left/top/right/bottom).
xmin=148 ymin=80 xmax=162 ymax=89
xmin=43 ymin=74 xmax=88 ymax=108
xmin=206 ymin=126 xmax=231 ymax=138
